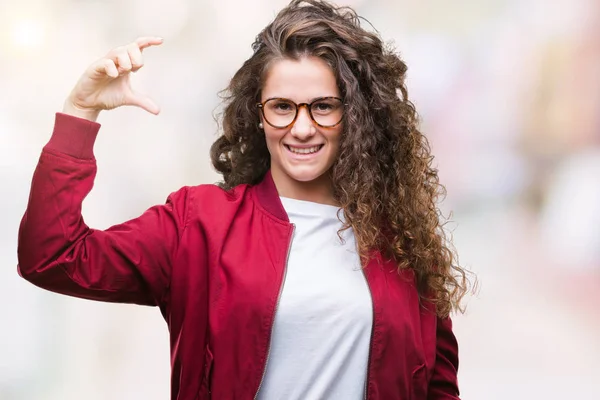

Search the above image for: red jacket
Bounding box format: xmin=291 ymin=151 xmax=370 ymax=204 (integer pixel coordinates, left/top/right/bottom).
xmin=18 ymin=113 xmax=460 ymax=400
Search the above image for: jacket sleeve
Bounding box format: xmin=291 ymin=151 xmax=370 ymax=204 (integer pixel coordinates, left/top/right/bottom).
xmin=17 ymin=113 xmax=188 ymax=306
xmin=428 ymin=316 xmax=460 ymax=399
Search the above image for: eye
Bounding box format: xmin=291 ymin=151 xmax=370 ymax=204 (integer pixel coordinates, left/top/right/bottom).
xmin=311 ymin=100 xmax=337 ymax=114
xmin=275 ymin=103 xmax=292 ymax=111
xmin=267 ymin=99 xmax=295 ymax=114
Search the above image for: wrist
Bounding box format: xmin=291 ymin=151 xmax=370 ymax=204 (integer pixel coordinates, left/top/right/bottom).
xmin=62 ymin=99 xmax=101 ymax=122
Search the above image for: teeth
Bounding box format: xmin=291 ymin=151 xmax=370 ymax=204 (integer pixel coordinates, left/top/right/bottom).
xmin=288 ymin=145 xmax=321 ymax=154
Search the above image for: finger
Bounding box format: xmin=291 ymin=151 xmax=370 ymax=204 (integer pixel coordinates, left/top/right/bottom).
xmin=114 ymin=49 xmax=132 ymax=74
xmin=127 ymin=43 xmax=144 ymax=73
xmin=126 ymin=91 xmax=160 ymax=115
xmin=93 ymin=59 xmax=119 ymax=78
xmin=134 ymin=36 xmax=164 ymax=51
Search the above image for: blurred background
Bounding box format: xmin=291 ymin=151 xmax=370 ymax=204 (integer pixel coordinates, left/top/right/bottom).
xmin=1 ymin=0 xmax=599 ymax=399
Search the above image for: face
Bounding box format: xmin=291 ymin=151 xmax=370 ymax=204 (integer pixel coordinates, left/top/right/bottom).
xmin=260 ymin=56 xmax=343 ymax=202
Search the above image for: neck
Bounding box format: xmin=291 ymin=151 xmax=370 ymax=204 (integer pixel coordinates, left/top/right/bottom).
xmin=271 ymin=168 xmax=338 ymax=206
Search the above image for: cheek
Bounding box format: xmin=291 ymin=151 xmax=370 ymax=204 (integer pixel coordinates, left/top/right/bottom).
xmin=264 ymin=129 xmax=284 ymax=150
xmin=327 ymin=128 xmax=343 ymax=147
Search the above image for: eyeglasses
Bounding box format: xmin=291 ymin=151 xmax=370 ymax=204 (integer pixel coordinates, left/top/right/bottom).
xmin=257 ymin=97 xmax=345 ymax=129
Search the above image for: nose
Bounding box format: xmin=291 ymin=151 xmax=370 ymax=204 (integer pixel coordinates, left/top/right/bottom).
xmin=290 ymin=105 xmax=316 ymax=139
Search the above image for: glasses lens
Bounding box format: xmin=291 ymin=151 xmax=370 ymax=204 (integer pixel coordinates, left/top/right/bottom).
xmin=263 ymin=99 xmax=297 ymax=128
xmin=310 ymin=98 xmax=344 ymax=127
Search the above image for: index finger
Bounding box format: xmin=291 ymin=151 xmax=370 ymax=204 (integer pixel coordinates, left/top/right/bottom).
xmin=134 ymin=36 xmax=164 ymax=51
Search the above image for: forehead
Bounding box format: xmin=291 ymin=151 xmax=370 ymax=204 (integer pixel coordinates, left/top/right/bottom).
xmin=262 ymin=56 xmax=339 ymax=101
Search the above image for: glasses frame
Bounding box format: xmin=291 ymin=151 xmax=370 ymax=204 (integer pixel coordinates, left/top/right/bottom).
xmin=256 ymin=96 xmax=345 ymax=129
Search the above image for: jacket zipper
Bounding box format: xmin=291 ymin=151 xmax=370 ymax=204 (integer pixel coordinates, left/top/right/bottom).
xmin=254 ymin=223 xmax=295 ymax=399
xmin=362 ymin=266 xmax=375 ymax=400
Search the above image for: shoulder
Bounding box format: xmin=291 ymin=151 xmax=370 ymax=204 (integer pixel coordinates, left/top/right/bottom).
xmin=187 ymin=182 xmax=252 ymax=203
xmin=171 ymin=182 xmax=254 ymax=216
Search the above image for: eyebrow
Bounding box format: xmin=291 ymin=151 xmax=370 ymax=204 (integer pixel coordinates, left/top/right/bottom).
xmin=263 ymin=96 xmax=340 ymax=103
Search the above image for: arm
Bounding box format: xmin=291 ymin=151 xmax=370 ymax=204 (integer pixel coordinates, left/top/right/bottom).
xmin=17 ymin=113 xmax=188 ymax=306
xmin=428 ymin=316 xmax=460 ymax=400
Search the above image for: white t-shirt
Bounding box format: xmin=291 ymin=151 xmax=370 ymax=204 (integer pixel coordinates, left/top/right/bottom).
xmin=256 ymin=197 xmax=374 ymax=400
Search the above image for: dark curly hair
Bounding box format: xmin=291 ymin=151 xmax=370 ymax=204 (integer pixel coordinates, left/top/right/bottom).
xmin=210 ymin=0 xmax=471 ymax=318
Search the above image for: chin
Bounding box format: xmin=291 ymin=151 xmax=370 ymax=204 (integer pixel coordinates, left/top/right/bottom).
xmin=285 ymin=167 xmax=329 ymax=183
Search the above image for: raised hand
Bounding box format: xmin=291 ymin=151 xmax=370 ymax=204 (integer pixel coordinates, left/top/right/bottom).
xmin=63 ymin=37 xmax=164 ymax=121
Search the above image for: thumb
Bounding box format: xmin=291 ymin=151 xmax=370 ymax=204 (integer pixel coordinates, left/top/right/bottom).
xmin=125 ymin=90 xmax=161 ymax=115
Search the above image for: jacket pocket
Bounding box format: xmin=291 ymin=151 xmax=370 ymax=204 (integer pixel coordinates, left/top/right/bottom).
xmin=410 ymin=363 xmax=428 ymax=400
xmin=197 ymin=345 xmax=214 ymax=400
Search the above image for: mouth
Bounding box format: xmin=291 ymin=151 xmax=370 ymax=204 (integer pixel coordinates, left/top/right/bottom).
xmin=284 ymin=144 xmax=324 ymax=156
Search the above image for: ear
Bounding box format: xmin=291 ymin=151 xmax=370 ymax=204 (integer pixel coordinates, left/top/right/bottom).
xmin=258 ymin=107 xmax=266 ymax=129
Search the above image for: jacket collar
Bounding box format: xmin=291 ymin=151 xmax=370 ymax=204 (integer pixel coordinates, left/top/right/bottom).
xmin=254 ymin=170 xmax=290 ymax=223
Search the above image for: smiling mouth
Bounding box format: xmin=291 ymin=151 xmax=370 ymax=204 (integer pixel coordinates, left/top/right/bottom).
xmin=285 ymin=144 xmax=324 ymax=155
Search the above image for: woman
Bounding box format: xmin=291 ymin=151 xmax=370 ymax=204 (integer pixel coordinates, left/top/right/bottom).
xmin=18 ymin=0 xmax=468 ymax=399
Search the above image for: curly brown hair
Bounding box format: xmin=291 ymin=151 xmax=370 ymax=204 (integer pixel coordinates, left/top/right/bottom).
xmin=210 ymin=0 xmax=471 ymax=318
